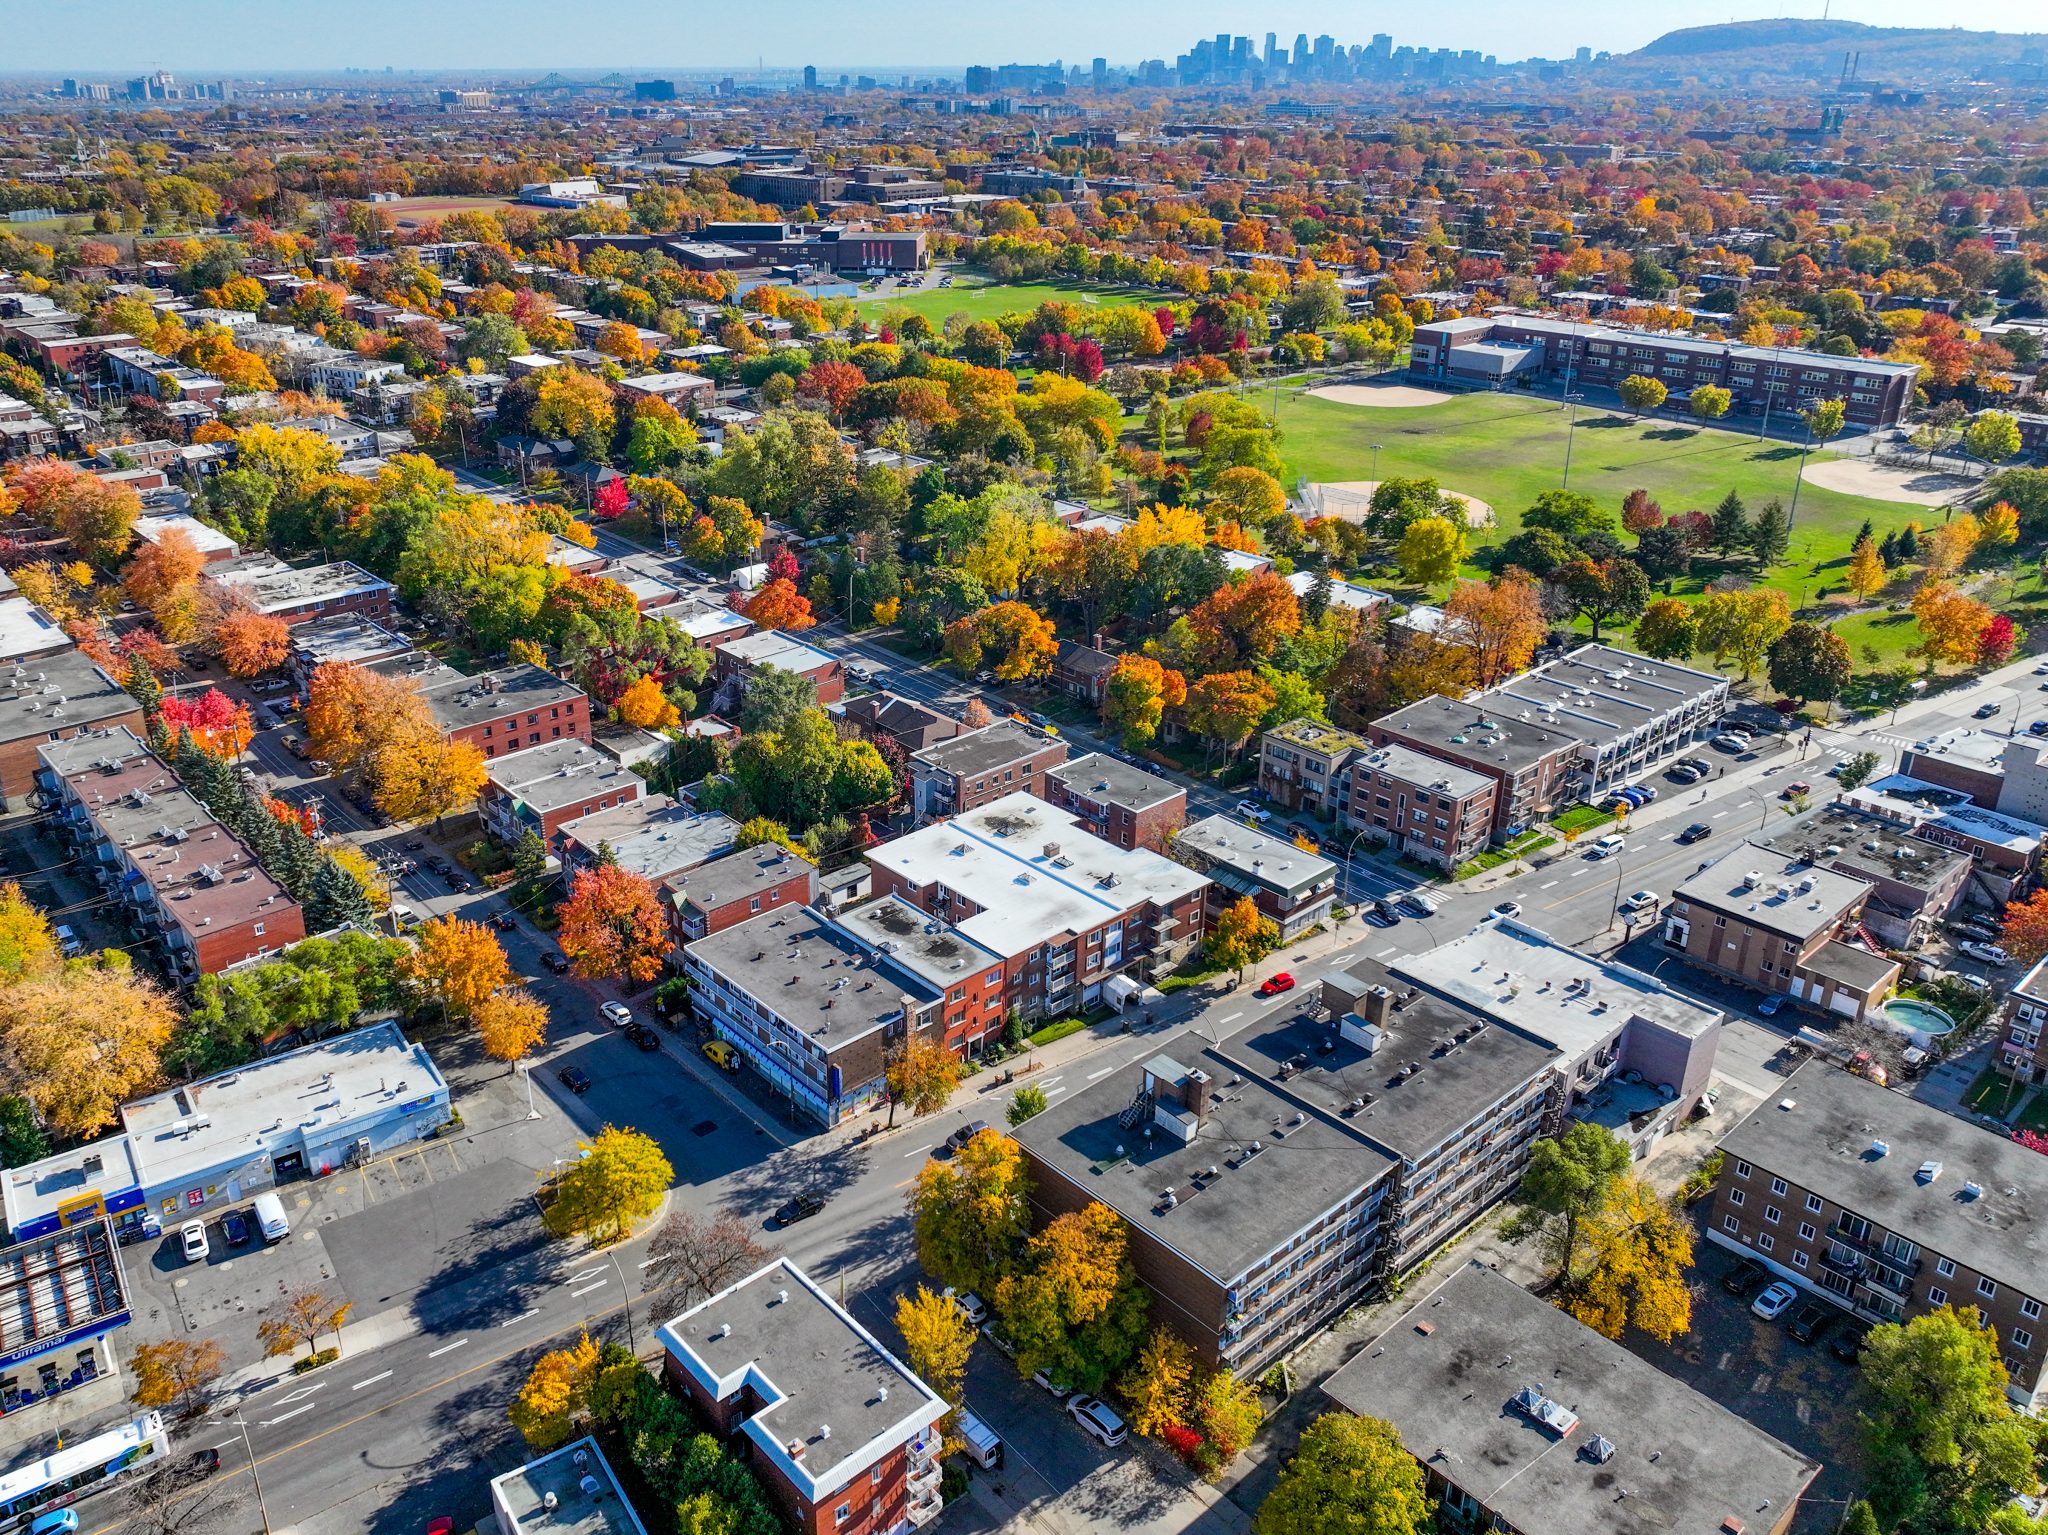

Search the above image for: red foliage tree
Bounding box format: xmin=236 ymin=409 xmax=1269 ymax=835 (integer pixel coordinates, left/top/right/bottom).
xmin=591 ymin=477 xmax=630 ymax=522
xmin=1979 ymin=612 xmax=2020 ymax=666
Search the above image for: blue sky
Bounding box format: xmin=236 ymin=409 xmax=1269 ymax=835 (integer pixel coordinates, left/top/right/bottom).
xmin=10 ymin=0 xmax=2043 ymax=73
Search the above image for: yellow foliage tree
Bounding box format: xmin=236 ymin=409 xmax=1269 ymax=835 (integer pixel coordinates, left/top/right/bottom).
xmin=896 ymin=1285 xmax=974 ymax=1411
xmin=0 ymin=880 xmax=58 ymax=980
xmin=371 ymin=728 xmax=487 ymax=825
xmin=325 ymin=843 xmax=390 ymax=913
xmin=1913 ymin=579 xmax=1994 ymax=668
xmin=551 ymin=1125 xmax=673 ymax=1246
xmin=1846 ymin=535 xmax=1888 ymax=601
xmin=404 ymin=915 xmax=509 ymax=1020
xmin=885 ymin=1036 xmax=963 ymax=1127
xmin=509 ymin=1331 xmax=602 ymax=1450
xmin=1981 ymin=501 xmax=2020 ymax=547
xmin=257 ymin=1283 xmax=352 ymax=1361
xmin=614 ymin=673 xmax=680 ymax=730
xmin=1560 ymin=1174 xmax=1694 ymax=1343
xmin=1205 ymin=894 xmax=1279 ymax=979
xmin=2 ymin=959 xmax=176 ymax=1138
xmin=129 ymin=1338 xmax=229 ymax=1419
xmin=1119 ymin=1326 xmax=1195 ymax=1438
xmin=1922 ymin=513 xmax=1981 ymax=580
xmin=475 ymin=987 xmax=549 ymax=1064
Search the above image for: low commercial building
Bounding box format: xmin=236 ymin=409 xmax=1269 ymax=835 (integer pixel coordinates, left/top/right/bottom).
xmin=1042 ymin=753 xmax=1186 ymax=852
xmin=0 ymin=1219 xmax=132 ymax=1419
xmin=555 ymin=797 xmax=740 ymax=886
xmin=285 ymin=615 xmax=412 ymax=690
xmin=667 ymin=844 xmax=818 ymax=944
xmin=1864 ymin=775 xmax=2045 ymax=908
xmin=1324 ymin=1263 xmax=1820 ymax=1535
xmin=480 ymin=739 xmax=646 ymax=847
xmin=1171 ymin=815 xmax=1337 ymax=941
xmin=1474 ymin=644 xmax=1729 ymax=795
xmin=38 ymin=728 xmax=304 ymax=982
xmin=489 ymin=1438 xmax=649 ymax=1535
xmin=657 ymin=1260 xmax=947 ymax=1535
xmin=683 ymin=898 xmax=1006 ymax=1126
xmin=2 ymin=1021 xmax=451 ymax=1242
xmin=1711 ymin=1062 xmax=2048 ymax=1404
xmin=1758 ymin=801 xmax=1973 ymax=948
xmin=908 ymin=720 xmax=1067 ymax=822
xmin=0 ymin=650 xmax=146 ymax=812
xmin=202 ymin=554 xmax=394 ymax=627
xmin=2000 ymin=957 xmax=2048 ymax=1084
xmin=1663 ymin=846 xmax=1901 ymax=1023
xmin=868 ymin=792 xmax=1208 ymax=1021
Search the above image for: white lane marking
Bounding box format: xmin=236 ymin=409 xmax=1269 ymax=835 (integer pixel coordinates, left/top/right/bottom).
xmin=278 ymin=1382 xmax=326 ymax=1404
xmin=569 ymin=1280 xmax=607 ymax=1298
xmin=1087 ymin=1066 xmax=1116 ymax=1081
xmin=351 ymin=1371 xmax=393 ymax=1391
xmin=904 ymin=1145 xmax=934 ymax=1159
xmin=1045 ymin=1087 xmax=1067 ymax=1098
xmin=426 ymin=1338 xmax=469 ymax=1358
xmin=637 ymin=1258 xmax=657 ymax=1269
xmin=1038 ymin=1075 xmax=1064 ymax=1087
xmin=500 ymin=1309 xmax=540 ymax=1327
xmin=259 ymin=1404 xmax=316 ymax=1427
xmin=1539 ymin=880 xmax=1559 ymax=890
xmin=1376 ymin=945 xmax=1397 ymax=957
xmin=565 ymin=1266 xmax=604 ymax=1283
xmin=1219 ymin=1011 xmax=1244 ymax=1023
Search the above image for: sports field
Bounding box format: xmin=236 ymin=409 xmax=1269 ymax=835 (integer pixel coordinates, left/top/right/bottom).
xmin=855 ymin=276 xmax=1159 ymax=325
xmin=1276 ymin=388 xmax=1931 ymax=619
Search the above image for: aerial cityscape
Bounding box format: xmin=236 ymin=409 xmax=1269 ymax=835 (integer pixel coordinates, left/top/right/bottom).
xmin=2 ymin=8 xmax=2048 ymax=1535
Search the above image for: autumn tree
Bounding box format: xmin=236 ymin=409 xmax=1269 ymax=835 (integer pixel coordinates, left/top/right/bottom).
xmin=1690 ymin=385 xmax=1732 ymax=422
xmin=509 ymin=1332 xmax=602 ymax=1450
xmin=551 ymin=1125 xmax=673 ymax=1246
xmin=257 ymin=1283 xmax=352 ymax=1361
xmin=2001 ymin=890 xmax=2048 ymax=966
xmin=1561 ymin=1173 xmax=1694 ymax=1343
xmin=1 ymin=956 xmax=177 ymax=1139
xmin=209 ymin=607 xmax=291 ymax=677
xmin=1549 ymin=557 xmax=1649 ymax=640
xmin=1190 ymin=1371 xmax=1263 ymax=1469
xmin=1397 ymin=514 xmax=1467 ymax=589
xmin=371 ymin=726 xmax=487 ymax=826
xmin=403 ymin=915 xmax=509 ymax=1020
xmin=130 ymin=1338 xmax=228 ymax=1420
xmin=1634 ymin=597 xmax=1699 ymax=661
xmin=1254 ymin=1413 xmax=1432 ymax=1535
xmin=897 ymin=1285 xmax=975 ymax=1411
xmin=740 ymin=576 xmax=817 ymax=632
xmin=474 ymin=987 xmax=548 ymax=1065
xmin=122 ymin=527 xmax=205 ymax=632
xmin=643 ymin=1209 xmax=775 ymax=1313
xmin=0 ymin=880 xmax=59 ymax=979
xmin=1913 ymin=579 xmax=1994 ymax=669
xmin=532 ymin=369 xmax=617 ymax=451
xmin=557 ymin=863 xmax=670 ymax=984
xmin=1695 ymin=587 xmax=1792 ymax=679
xmin=1206 ymin=894 xmax=1279 ymax=980
xmin=1181 ymin=570 xmax=1302 ymax=669
xmin=50 ymin=469 xmax=142 ymax=566
xmin=943 ymin=600 xmax=1059 ymax=682
xmin=1101 ymin=654 xmax=1187 ymax=747
xmin=1183 ymin=670 xmax=1277 ymax=760
xmin=1616 ymin=374 xmax=1668 ymax=414
xmin=994 ymin=1202 xmax=1150 ymax=1392
xmin=1119 ymin=1326 xmax=1195 ymax=1439
xmin=615 ymin=673 xmax=680 ymax=730
xmin=1846 ymin=533 xmax=1888 ymax=600
xmin=910 ymin=1127 xmax=1032 ymax=1298
xmin=1964 ymin=410 xmax=2023 ymax=466
xmin=1442 ymin=573 xmax=1544 ymax=686
xmin=885 ymin=1036 xmax=963 ymax=1127
xmin=1505 ymin=1123 xmax=1631 ymax=1284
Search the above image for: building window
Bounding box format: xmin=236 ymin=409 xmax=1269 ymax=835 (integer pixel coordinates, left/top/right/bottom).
xmin=1793 ymin=1251 xmax=1808 ymax=1270
xmin=836 ymin=1508 xmax=850 ymax=1526
xmin=1764 ymin=1206 xmax=1780 ymax=1225
xmin=1980 ymin=1277 xmax=1998 ymax=1298
xmin=1758 ymin=1233 xmax=1774 ymax=1252
xmin=1928 ymin=1286 xmax=1947 ymax=1306
xmin=1734 ymin=1160 xmax=1750 ymax=1179
xmin=1728 ymin=1189 xmax=1745 ymax=1207
xmin=1723 ymin=1214 xmax=1740 ymax=1232
xmin=1798 ymin=1223 xmax=1816 ymax=1241
xmin=2016 ymin=1328 xmax=2034 ymax=1351
xmin=2023 ymin=1299 xmax=2042 ymax=1320
xmin=1805 ymin=1194 xmax=1823 ymax=1213
xmin=253 ymin=923 xmax=266 ymax=936
xmin=1937 ymin=1258 xmax=1956 ymax=1278
xmin=872 ymin=1467 xmax=883 ymax=1485
xmin=1769 ymin=1177 xmax=1787 ymax=1196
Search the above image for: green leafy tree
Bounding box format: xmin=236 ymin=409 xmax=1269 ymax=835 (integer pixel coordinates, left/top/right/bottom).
xmin=1616 ymin=374 xmax=1668 ymax=414
xmin=993 ymin=1202 xmax=1150 ymax=1393
xmin=1803 ymin=398 xmax=1847 ymax=444
xmin=1767 ymin=621 xmax=1853 ymax=706
xmin=1254 ymin=1413 xmax=1432 ymax=1535
xmin=1965 ymin=411 xmax=2023 ymax=466
xmin=1551 ymin=557 xmax=1650 ymax=640
xmin=0 ymin=1095 xmax=47 ymax=1169
xmin=1504 ymin=1123 xmax=1630 ymax=1282
xmin=1835 ymin=751 xmax=1881 ymax=791
xmin=1007 ymin=1085 xmax=1049 ymax=1125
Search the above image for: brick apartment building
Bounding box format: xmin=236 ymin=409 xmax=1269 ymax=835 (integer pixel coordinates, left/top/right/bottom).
xmin=1711 ymin=1063 xmax=2048 ymax=1406
xmin=667 ymin=843 xmax=819 ymax=945
xmin=1369 ymin=697 xmax=1579 ymax=837
xmin=1758 ymin=801 xmax=1973 ymax=949
xmin=657 ymin=1260 xmax=947 ymax=1535
xmin=713 ymin=633 xmax=844 ymax=711
xmin=0 ymin=649 xmax=146 ymax=812
xmin=479 ymin=739 xmax=646 ymax=847
xmin=1663 ymin=845 xmax=1901 ymax=1023
xmin=2001 ymin=958 xmax=2048 ymax=1085
xmin=38 ymin=728 xmax=304 ymax=981
xmin=395 ymin=658 xmax=590 ymax=760
xmin=1409 ymin=312 xmax=1919 ymax=431
xmin=867 ymin=792 xmax=1208 ymax=1022
xmin=1042 ymin=753 xmax=1186 ymax=852
xmin=683 ymin=897 xmax=1008 ymax=1127
xmin=1171 ymin=815 xmax=1338 ymax=941
xmin=1258 ymin=717 xmax=1367 ymax=820
xmin=553 ymin=797 xmax=739 ymax=886
xmin=1345 ymin=742 xmax=1497 ymax=872
xmin=202 ymin=554 xmax=394 ymax=627
xmin=909 ymin=721 xmax=1067 ymax=822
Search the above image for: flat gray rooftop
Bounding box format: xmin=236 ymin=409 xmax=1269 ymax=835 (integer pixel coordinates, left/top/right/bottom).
xmin=673 ymin=844 xmax=817 ymax=911
xmin=686 ymin=904 xmax=939 ymax=1054
xmin=832 ymin=895 xmax=1004 ymax=993
xmin=1478 ymin=644 xmax=1725 ymax=750
xmin=1673 ymin=844 xmax=1871 ymax=942
xmin=1046 ymin=752 xmax=1184 ymax=813
xmin=1175 ymin=815 xmax=1337 ymax=901
xmin=486 ymin=740 xmax=639 ymax=811
xmin=556 ymin=798 xmax=737 ymax=881
xmin=912 ymin=719 xmax=1058 ymax=779
xmin=1374 ymin=694 xmax=1578 ymax=774
xmin=0 ymin=650 xmax=140 ymax=746
xmin=1010 ymin=1041 xmax=1397 ymax=1286
xmin=417 ymin=661 xmax=585 ymax=729
xmin=1761 ymin=804 xmax=1971 ymax=897
xmin=491 ymin=1437 xmax=648 ymax=1535
xmin=1324 ymin=1263 xmax=1819 ymax=1535
xmin=1719 ymin=1062 xmax=2048 ymax=1293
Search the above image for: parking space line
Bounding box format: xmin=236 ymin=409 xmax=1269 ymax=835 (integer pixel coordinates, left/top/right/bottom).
xmin=1539 ymin=879 xmax=1559 ymax=889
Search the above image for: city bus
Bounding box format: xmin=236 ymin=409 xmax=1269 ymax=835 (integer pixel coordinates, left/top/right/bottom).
xmin=0 ymin=1413 xmax=170 ymax=1534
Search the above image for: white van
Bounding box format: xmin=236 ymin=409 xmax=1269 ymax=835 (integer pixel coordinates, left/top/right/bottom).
xmin=956 ymin=1409 xmax=1003 ymax=1470
xmin=252 ymin=1191 xmax=290 ymax=1243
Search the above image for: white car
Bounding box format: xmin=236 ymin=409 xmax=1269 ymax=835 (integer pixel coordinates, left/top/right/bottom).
xmin=1489 ymin=901 xmax=1523 ymax=921
xmin=1751 ymin=1281 xmax=1799 ymax=1321
xmin=1234 ymin=800 xmax=1271 ymax=824
xmin=1587 ymin=834 xmax=1626 ymax=860
xmin=1958 ymin=941 xmax=2011 ymax=967
xmin=600 ymin=1001 xmax=635 ymax=1028
xmin=947 ymin=1289 xmax=988 ymax=1327
xmin=1711 ymin=732 xmax=1752 ymax=751
xmin=1620 ymin=890 xmax=1659 ymax=914
xmin=1067 ymin=1396 xmax=1129 ymax=1447
xmin=180 ymin=1221 xmax=209 ymax=1263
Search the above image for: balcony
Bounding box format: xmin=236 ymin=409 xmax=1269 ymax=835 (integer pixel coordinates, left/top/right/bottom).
xmin=909 ymin=1461 xmax=941 ymax=1497
xmin=906 ymin=1494 xmax=943 ymax=1528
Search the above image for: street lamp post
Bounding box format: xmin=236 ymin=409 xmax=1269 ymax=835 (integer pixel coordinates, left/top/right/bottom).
xmin=1787 ymin=422 xmax=1814 ymax=530
xmin=234 ymin=1410 xmax=274 ymax=1535
xmin=1561 ymin=393 xmax=1586 ymax=488
xmin=608 ymin=1247 xmax=637 ymax=1353
xmin=1369 ymin=443 xmax=1383 ymax=484
xmin=518 ymin=1060 xmax=539 ymax=1120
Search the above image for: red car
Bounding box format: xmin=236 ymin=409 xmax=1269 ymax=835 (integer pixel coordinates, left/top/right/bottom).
xmin=427 ymin=1520 xmax=454 ymax=1535
xmin=1779 ymin=781 xmax=1813 ymax=800
xmin=1257 ymin=972 xmax=1296 ymax=997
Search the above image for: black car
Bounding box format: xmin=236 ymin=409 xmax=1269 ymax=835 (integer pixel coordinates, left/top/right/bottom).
xmin=1373 ymin=897 xmax=1404 ymax=924
xmin=627 ymin=1025 xmax=662 ymax=1052
xmin=557 ymin=1066 xmax=592 ymax=1094
xmin=404 ymin=839 xmax=425 ymax=852
xmin=542 ymin=952 xmax=572 ymax=974
xmin=220 ymin=1209 xmax=252 ymax=1247
xmin=1678 ymin=823 xmax=1713 ymax=844
xmin=443 ymin=872 xmax=470 ymax=892
xmin=425 ymin=857 xmax=451 ymax=875
xmin=775 ymin=1192 xmax=826 ymax=1226
xmin=187 ymin=1447 xmax=221 ymax=1476
xmin=1830 ymin=1321 xmax=1871 ymax=1364
xmin=1787 ymin=1299 xmax=1841 ymax=1345
xmin=1721 ymin=1257 xmax=1767 ymax=1298
xmin=488 ymin=912 xmax=517 ymax=932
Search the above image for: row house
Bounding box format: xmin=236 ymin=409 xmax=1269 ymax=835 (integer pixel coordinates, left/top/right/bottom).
xmin=479 ymin=739 xmax=645 ymax=847
xmin=667 ymin=843 xmax=819 ymax=947
xmin=1170 ymin=814 xmax=1337 ymax=941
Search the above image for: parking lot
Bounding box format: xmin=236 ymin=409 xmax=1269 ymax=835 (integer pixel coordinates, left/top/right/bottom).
xmin=1623 ymin=1230 xmax=1873 ymax=1533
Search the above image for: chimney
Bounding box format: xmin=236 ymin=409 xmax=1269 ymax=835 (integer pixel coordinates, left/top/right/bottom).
xmin=1092 ymin=632 xmax=1104 ymax=652
xmin=1182 ymin=1068 xmax=1211 ymax=1118
xmin=1363 ymin=984 xmax=1393 ymax=1026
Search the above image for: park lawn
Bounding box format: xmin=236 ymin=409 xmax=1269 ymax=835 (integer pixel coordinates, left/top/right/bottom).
xmin=1273 ymin=390 xmax=1926 ymax=607
xmin=855 ymin=276 xmax=1160 ymax=326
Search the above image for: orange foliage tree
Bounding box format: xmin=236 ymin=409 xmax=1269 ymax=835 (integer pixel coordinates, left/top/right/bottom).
xmin=943 ymin=601 xmax=1059 ymax=682
xmin=556 ymin=863 xmax=670 ymax=984
xmin=1101 ymin=655 xmax=1188 ymax=748
xmin=1442 ymin=572 xmax=1547 ymax=688
xmin=208 ymin=606 xmax=291 ymax=677
xmin=740 ymin=577 xmax=816 ymax=632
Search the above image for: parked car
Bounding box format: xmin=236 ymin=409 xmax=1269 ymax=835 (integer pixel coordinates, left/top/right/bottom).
xmin=627 ymin=1025 xmax=662 ymax=1052
xmin=220 ymin=1208 xmax=252 ymax=1247
xmin=180 ymin=1221 xmax=209 ymax=1263
xmin=1678 ymin=823 xmax=1713 ymax=844
xmin=1234 ymin=799 xmax=1271 ymax=824
xmin=1751 ymin=1281 xmax=1799 ymax=1320
xmin=702 ymin=1040 xmax=739 ymax=1072
xmin=1711 ymin=732 xmax=1752 ymax=751
xmin=945 ymin=1120 xmax=992 ymax=1154
xmin=1668 ymin=765 xmax=1703 ymax=785
xmin=53 ymin=923 xmax=82 ymax=958
xmin=1371 ymin=897 xmax=1403 ymax=924
xmin=1756 ymin=995 xmax=1785 ymax=1018
xmin=1830 ymin=1321 xmax=1872 ymax=1364
xmin=1067 ymin=1396 xmax=1129 ymax=1447
xmin=775 ymin=1192 xmax=825 ymax=1226
xmin=949 ymin=1289 xmax=989 ymax=1327
xmin=425 ymin=857 xmax=451 ymax=875
xmin=556 ymin=1066 xmax=592 ymax=1094
xmin=542 ymin=952 xmax=571 ymax=974
xmin=1684 ymin=758 xmax=1713 ymax=776
xmin=600 ymin=1001 xmax=634 ymax=1028
xmin=442 ymin=871 xmax=470 ymax=892
xmin=1257 ymin=972 xmax=1296 ymax=997
xmin=1030 ymin=1368 xmax=1074 ymax=1400
xmin=1620 ymin=890 xmax=1659 ymax=915
xmin=981 ymin=1321 xmax=1018 ymax=1357
xmin=1721 ymin=1258 xmax=1767 ymax=1297
xmin=488 ymin=912 xmax=517 ymax=932
xmin=1959 ymin=941 xmax=2012 ymax=966
xmin=1025 ymin=712 xmax=1058 ymax=732
xmin=1975 ymin=702 xmax=2003 ymax=719
xmin=1586 ymin=834 xmax=1626 ymax=860
xmin=1787 ymin=1299 xmax=1842 ymax=1345
xmin=1489 ymin=901 xmax=1523 ymax=921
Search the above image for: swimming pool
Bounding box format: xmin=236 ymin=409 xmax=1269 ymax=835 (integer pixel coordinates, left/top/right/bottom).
xmin=1883 ymin=998 xmax=1958 ymax=1042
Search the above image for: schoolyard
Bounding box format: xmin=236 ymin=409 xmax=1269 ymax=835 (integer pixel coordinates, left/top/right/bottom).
xmin=855 ymin=275 xmax=1160 ymax=325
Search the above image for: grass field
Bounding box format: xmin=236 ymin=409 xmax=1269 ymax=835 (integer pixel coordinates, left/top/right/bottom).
xmin=855 ymin=276 xmax=1159 ymax=325
xmin=1272 ymin=387 xmax=1966 ymax=661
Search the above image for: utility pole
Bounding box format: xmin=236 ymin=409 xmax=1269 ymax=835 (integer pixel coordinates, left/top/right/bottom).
xmin=234 ymin=1410 xmax=273 ymax=1535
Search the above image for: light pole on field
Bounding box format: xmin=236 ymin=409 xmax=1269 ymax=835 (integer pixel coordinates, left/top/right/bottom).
xmin=1561 ymin=394 xmax=1587 ymax=488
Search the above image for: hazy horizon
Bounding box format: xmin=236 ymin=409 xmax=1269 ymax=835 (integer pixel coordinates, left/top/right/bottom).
xmin=9 ymin=0 xmax=2045 ymax=75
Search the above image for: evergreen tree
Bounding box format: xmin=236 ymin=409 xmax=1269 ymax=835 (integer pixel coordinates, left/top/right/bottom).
xmin=511 ymin=830 xmax=548 ymax=884
xmin=271 ymin=822 xmax=321 ymax=899
xmin=1302 ymin=566 xmax=1333 ymax=624
xmin=1854 ymin=518 xmax=1874 ymax=548
xmin=307 ymin=858 xmax=375 ymax=931
xmin=1879 ymin=530 xmax=1901 ymax=564
xmin=1896 ymin=523 xmax=1919 ymax=559
xmin=1749 ymin=502 xmax=1791 ymax=567
xmin=123 ymin=656 xmax=162 ymax=716
xmin=1710 ymin=491 xmax=1750 ymax=555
